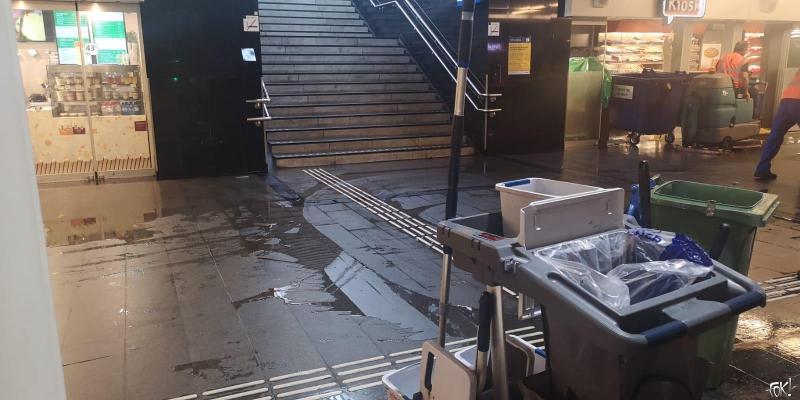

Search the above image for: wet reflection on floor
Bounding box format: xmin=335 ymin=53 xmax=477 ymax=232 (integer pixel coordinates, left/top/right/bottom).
xmin=39 ymin=140 xmax=800 ymax=399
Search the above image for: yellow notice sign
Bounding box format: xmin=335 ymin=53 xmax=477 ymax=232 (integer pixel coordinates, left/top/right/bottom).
xmin=508 ymin=36 xmax=532 ymax=76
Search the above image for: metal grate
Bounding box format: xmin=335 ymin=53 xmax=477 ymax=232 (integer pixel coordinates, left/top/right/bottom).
xmin=95 ymin=156 xmax=153 ymax=172
xmin=35 ymin=160 xmax=92 ymax=175
xmin=35 ymin=156 xmax=152 ymax=176
xmin=762 ymin=273 xmax=800 ymax=303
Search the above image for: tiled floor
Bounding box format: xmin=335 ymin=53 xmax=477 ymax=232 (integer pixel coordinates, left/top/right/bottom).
xmin=40 ymin=139 xmax=800 ymax=399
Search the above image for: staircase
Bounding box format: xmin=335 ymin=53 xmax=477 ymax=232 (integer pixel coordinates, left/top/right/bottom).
xmin=258 ymin=0 xmax=473 ymax=168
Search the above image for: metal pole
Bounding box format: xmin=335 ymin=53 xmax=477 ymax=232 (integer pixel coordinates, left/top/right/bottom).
xmin=437 ymin=253 xmax=453 ymax=347
xmin=709 ymin=223 xmax=732 ymax=261
xmin=437 ymin=0 xmax=475 ymax=348
xmin=490 ymin=286 xmax=510 ymax=400
xmin=444 ymin=0 xmax=475 ymax=222
xmin=475 ymin=291 xmax=492 ymax=392
xmin=638 ymin=160 xmax=652 ymax=228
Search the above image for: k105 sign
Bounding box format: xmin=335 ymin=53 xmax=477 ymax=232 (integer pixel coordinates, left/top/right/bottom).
xmin=662 ymin=0 xmax=707 ymax=23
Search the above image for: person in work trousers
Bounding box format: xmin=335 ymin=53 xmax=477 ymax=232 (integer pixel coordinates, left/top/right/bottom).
xmin=754 ymin=69 xmax=800 ymax=180
xmin=717 ymin=41 xmax=751 ymax=99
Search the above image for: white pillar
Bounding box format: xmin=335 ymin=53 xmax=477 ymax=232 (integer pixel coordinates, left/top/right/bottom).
xmin=0 ymin=3 xmax=67 ymax=400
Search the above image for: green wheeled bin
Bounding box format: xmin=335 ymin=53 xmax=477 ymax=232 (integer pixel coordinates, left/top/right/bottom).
xmin=650 ymin=180 xmax=780 ymax=388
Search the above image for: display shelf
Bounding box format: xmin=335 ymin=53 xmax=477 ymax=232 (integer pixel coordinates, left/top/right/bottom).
xmin=745 ymin=32 xmax=764 ymax=78
xmin=599 ymin=32 xmax=671 ymax=74
xmin=46 ymin=64 xmax=144 ymax=117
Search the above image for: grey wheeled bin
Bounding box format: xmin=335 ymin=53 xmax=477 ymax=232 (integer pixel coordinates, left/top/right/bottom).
xmin=437 ymin=213 xmax=766 ymax=400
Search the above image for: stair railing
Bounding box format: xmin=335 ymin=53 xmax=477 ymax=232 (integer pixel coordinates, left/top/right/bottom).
xmin=247 ymin=78 xmax=272 ymax=126
xmin=367 ymin=0 xmax=501 ymax=113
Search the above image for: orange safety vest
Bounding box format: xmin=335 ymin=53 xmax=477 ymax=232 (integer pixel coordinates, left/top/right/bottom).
xmin=717 ymin=53 xmax=746 ymax=88
xmin=782 ymin=73 xmax=800 ymax=100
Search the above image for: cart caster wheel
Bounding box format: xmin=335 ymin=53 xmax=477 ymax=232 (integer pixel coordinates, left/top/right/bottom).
xmin=721 ymin=136 xmax=734 ymax=150
xmin=665 ymin=133 xmax=676 ymax=144
xmin=629 ymin=133 xmax=641 ymax=145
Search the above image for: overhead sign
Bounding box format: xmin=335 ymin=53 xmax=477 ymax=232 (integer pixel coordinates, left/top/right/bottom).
xmin=662 ymin=0 xmax=706 ymax=23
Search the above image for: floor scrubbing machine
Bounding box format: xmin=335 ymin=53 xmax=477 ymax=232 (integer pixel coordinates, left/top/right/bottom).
xmin=681 ymin=73 xmax=764 ymax=149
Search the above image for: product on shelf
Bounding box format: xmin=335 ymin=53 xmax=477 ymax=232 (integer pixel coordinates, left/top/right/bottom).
xmin=598 ymin=32 xmax=672 ymax=74
xmin=47 ymin=64 xmax=144 ymax=118
xmin=745 ymin=32 xmax=764 ymax=79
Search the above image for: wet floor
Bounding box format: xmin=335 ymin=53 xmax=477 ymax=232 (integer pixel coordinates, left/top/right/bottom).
xmin=40 ymin=139 xmax=800 ymax=399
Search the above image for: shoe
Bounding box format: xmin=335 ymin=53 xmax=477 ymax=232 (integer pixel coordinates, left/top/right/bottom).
xmin=754 ymin=172 xmax=777 ymax=181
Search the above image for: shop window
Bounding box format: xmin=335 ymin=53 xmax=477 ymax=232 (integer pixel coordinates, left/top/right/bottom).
xmin=744 ymin=28 xmax=765 ymax=79
xmin=598 ymin=31 xmax=672 ymax=74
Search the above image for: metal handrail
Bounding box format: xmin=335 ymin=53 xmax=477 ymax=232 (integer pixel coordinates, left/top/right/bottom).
xmin=368 ymin=0 xmax=501 ymax=113
xmin=247 ymin=79 xmax=272 ymax=123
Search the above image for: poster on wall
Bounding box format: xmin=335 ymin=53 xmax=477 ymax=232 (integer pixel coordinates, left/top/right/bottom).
xmin=508 ymin=36 xmax=532 ymax=76
xmin=699 ymin=43 xmax=722 ymax=71
xmin=54 ymin=11 xmax=128 ymax=65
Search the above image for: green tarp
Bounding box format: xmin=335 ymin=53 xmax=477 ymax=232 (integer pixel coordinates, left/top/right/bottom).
xmin=569 ymin=57 xmax=613 ymax=107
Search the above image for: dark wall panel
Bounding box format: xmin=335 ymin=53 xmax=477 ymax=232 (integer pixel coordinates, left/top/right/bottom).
xmin=142 ymin=0 xmax=265 ymax=179
xmin=486 ymin=17 xmax=571 ymax=154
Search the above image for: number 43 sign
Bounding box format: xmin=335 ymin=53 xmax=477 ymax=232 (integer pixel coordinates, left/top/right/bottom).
xmin=663 ymin=0 xmax=707 ymax=23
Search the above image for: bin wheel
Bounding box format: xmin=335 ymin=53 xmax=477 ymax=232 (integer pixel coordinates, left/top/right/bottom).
xmin=721 ymin=136 xmax=734 ymax=150
xmin=665 ymin=132 xmax=676 ymax=144
xmin=632 ymin=377 xmax=695 ymax=400
xmin=629 ymin=132 xmax=641 ymax=145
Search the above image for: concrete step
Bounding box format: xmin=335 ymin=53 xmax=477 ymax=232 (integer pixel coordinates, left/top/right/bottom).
xmin=269 ymin=90 xmax=441 ymax=105
xmin=261 ymin=36 xmax=397 ymax=47
xmin=261 ymin=45 xmax=406 ymax=55
xmin=265 ymin=0 xmax=354 ymax=6
xmin=260 ymin=16 xmax=365 ymax=26
xmin=260 ymin=24 xmax=369 ymax=33
xmin=270 ymin=134 xmax=451 ymax=154
xmin=259 ymin=3 xmax=357 ymax=12
xmin=262 ymin=54 xmax=411 ymax=64
xmin=267 ymin=82 xmax=432 ymax=94
xmin=260 ymin=10 xmax=361 ymax=19
xmin=274 ymin=145 xmax=473 ymax=168
xmin=268 ymin=101 xmax=447 ymax=116
xmin=266 ymin=111 xmax=451 ymax=128
xmin=261 ymin=31 xmax=373 ymax=38
xmin=262 ymin=63 xmax=418 ymax=73
xmin=267 ymin=121 xmax=451 ymax=140
xmin=262 ymin=72 xmax=426 ymax=84
xmin=259 ymin=10 xmax=363 ymax=19
xmin=263 ymin=72 xmax=425 ymax=82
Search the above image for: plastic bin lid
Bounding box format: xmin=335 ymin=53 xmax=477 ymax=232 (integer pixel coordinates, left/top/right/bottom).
xmin=651 ymin=180 xmax=779 ymax=227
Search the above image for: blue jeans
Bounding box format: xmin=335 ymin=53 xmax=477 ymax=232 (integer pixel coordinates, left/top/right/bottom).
xmin=755 ymin=99 xmax=800 ymax=175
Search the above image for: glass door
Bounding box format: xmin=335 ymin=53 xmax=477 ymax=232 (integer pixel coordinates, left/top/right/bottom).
xmin=13 ymin=1 xmax=96 ymax=182
xmin=11 ymin=1 xmax=155 ymax=183
xmin=76 ymin=3 xmax=155 ymax=180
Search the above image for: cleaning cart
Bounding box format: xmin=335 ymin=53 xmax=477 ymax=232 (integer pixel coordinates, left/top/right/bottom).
xmin=384 ymin=176 xmax=767 ymax=400
xmin=382 ymin=4 xmax=766 ymax=397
